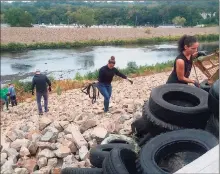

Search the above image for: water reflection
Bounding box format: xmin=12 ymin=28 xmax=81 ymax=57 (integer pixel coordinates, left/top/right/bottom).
xmin=76 ymin=55 xmax=95 ymax=69
xmin=11 ymin=63 xmax=33 ymax=72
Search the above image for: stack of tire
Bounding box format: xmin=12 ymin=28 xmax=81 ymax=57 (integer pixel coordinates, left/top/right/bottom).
xmin=205 ymin=79 xmax=219 ymax=138
xmin=61 ymin=83 xmax=219 ymax=174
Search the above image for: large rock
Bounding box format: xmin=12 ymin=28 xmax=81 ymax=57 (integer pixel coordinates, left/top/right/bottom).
xmin=61 ymin=139 xmax=77 ymax=153
xmin=37 ymin=157 xmax=47 ymax=169
xmin=26 ymin=130 xmax=41 ymax=142
xmin=28 ymin=141 xmax=38 ymax=155
xmin=10 ymin=139 xmax=30 ymax=151
xmin=79 ymin=146 xmax=89 ymax=161
xmin=62 ymin=155 xmax=78 ymax=169
xmin=20 ymin=146 xmax=30 ymax=157
xmin=39 ymin=117 xmax=52 ymax=131
xmin=1 ymin=159 xmax=15 ymax=174
xmin=91 ymin=127 xmax=108 ymax=142
xmin=58 ymin=121 xmax=69 ymax=130
xmin=79 ymin=120 xmax=97 ymax=133
xmin=54 ymin=145 xmax=71 ymax=158
xmin=18 ymin=158 xmax=37 ymax=173
xmin=64 ymin=134 xmax=73 ymax=141
xmin=2 ymin=148 xmax=19 ymax=157
xmin=52 ymin=121 xmax=64 ymax=132
xmin=38 ymin=149 xmax=55 ymax=158
xmin=6 ymin=130 xmax=17 ymax=142
xmin=47 ymin=158 xmax=58 ymax=168
xmin=1 ymin=153 xmax=7 ymax=166
xmin=38 ymin=166 xmax=51 ymax=174
xmin=40 ymin=128 xmax=58 ymax=143
xmin=14 ymin=168 xmax=29 ymax=174
xmin=37 ymin=142 xmax=57 ymax=150
xmin=71 ymin=127 xmax=88 ymax=148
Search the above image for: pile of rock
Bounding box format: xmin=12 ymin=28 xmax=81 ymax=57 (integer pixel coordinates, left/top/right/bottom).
xmin=1 ymin=110 xmax=142 ymax=174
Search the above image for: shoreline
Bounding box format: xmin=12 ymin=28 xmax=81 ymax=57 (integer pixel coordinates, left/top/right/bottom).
xmin=1 ymin=27 xmax=218 ymax=52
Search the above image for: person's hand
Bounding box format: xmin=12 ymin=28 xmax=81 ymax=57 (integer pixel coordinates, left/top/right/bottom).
xmin=48 ymin=86 xmax=52 ymax=92
xmin=128 ymin=79 xmax=133 ymax=85
xmin=32 ymin=91 xmax=34 ymax=95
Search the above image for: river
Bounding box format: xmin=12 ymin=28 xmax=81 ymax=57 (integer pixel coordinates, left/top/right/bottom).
xmin=1 ymin=41 xmax=218 ymax=83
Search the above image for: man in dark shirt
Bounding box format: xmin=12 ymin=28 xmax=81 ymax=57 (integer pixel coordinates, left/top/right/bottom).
xmin=31 ymin=69 xmax=51 ymax=115
xmin=97 ymin=56 xmax=133 ymax=113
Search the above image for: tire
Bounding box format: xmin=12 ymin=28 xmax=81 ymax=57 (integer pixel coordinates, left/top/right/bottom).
xmin=61 ymin=168 xmax=103 ymax=174
xmin=208 ymin=80 xmax=219 ymax=118
xmin=137 ymin=133 xmax=153 ymax=147
xmin=200 ymin=79 xmax=211 ymax=92
xmin=137 ymin=129 xmax=218 ymax=174
xmin=131 ymin=117 xmax=149 ymax=137
xmin=149 ymin=83 xmax=210 ymax=128
xmin=89 ymin=143 xmax=133 ymax=168
xmin=101 ymin=134 xmax=139 ymax=152
xmin=205 ymin=114 xmax=219 ymax=138
xmin=103 ymin=148 xmax=138 ymax=174
xmin=142 ymin=101 xmax=183 ymax=135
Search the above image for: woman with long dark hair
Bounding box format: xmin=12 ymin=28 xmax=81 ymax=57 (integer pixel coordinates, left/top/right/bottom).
xmin=167 ymin=35 xmax=205 ymax=86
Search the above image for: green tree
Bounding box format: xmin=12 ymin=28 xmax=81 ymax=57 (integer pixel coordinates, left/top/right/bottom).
xmin=172 ymin=16 xmax=186 ymax=26
xmin=73 ymin=7 xmax=96 ymax=27
xmin=5 ymin=8 xmax=33 ymax=27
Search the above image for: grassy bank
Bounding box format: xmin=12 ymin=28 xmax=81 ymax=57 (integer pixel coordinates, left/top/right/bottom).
xmin=1 ymin=34 xmax=219 ymax=52
xmin=11 ymin=61 xmax=173 ymax=102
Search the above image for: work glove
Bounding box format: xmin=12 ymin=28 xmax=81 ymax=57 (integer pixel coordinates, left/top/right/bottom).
xmin=197 ymin=51 xmax=207 ymax=57
xmin=32 ymin=91 xmax=34 ymax=95
xmin=48 ymin=86 xmax=52 ymax=92
xmin=128 ymin=79 xmax=133 ymax=85
xmin=193 ymin=80 xmax=200 ymax=88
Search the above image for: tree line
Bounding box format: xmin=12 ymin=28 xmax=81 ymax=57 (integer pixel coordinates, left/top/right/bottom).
xmin=1 ymin=1 xmax=219 ymax=27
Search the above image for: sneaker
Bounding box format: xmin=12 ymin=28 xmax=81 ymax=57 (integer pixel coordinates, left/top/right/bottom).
xmin=39 ymin=112 xmax=43 ymax=116
xmin=45 ymin=109 xmax=49 ymax=113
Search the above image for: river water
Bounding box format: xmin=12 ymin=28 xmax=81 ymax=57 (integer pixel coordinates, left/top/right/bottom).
xmin=1 ymin=41 xmax=218 ymax=83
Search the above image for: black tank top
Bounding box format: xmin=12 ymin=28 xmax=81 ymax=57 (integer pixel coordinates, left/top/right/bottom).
xmin=166 ymin=53 xmax=193 ymax=84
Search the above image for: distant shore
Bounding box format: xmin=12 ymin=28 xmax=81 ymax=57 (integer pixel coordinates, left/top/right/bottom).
xmin=1 ymin=27 xmax=218 ymax=44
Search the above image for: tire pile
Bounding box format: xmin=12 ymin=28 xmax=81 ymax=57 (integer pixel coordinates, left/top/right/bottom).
xmin=61 ymin=81 xmax=219 ymax=174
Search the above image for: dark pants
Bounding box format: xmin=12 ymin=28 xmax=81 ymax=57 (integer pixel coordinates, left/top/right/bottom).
xmin=36 ymin=91 xmax=48 ymax=114
xmin=97 ymin=82 xmax=112 ymax=112
xmin=10 ymin=95 xmax=17 ymax=106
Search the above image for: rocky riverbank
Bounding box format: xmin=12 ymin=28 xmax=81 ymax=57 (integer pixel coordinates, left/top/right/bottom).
xmin=1 ymin=70 xmax=207 ymax=173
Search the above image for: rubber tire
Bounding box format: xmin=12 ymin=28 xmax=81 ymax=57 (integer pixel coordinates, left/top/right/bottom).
xmin=89 ymin=143 xmax=133 ymax=168
xmin=131 ymin=117 xmax=149 ymax=137
xmin=142 ymin=101 xmax=183 ymax=135
xmin=101 ymin=134 xmax=140 ymax=153
xmin=137 ymin=129 xmax=218 ymax=174
xmin=200 ymin=79 xmax=211 ymax=92
xmin=61 ymin=168 xmax=103 ymax=174
xmin=149 ymin=83 xmax=210 ymax=128
xmin=208 ymin=80 xmax=219 ymax=118
xmin=137 ymin=133 xmax=153 ymax=147
xmin=103 ymin=148 xmax=138 ymax=174
xmin=205 ymin=114 xmax=219 ymax=138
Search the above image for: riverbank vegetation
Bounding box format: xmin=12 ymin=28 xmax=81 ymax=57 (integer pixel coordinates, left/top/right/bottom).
xmin=10 ymin=61 xmax=173 ymax=102
xmin=1 ymin=34 xmax=219 ymax=52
